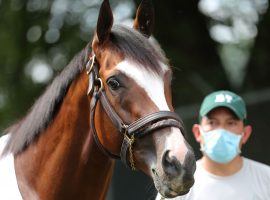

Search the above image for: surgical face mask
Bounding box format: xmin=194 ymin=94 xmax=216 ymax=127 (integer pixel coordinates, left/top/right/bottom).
xmin=200 ymin=128 xmax=243 ymax=164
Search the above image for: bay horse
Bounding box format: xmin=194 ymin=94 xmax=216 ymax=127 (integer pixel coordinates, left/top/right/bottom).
xmin=0 ymin=0 xmax=196 ymax=199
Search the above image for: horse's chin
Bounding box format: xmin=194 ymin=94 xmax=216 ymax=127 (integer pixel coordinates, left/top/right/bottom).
xmin=157 ymin=187 xmax=190 ymax=199
xmin=155 ymin=184 xmax=191 ymax=198
xmin=151 ymin=168 xmax=193 ymax=198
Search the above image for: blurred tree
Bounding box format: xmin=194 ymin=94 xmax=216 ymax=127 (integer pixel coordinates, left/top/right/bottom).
xmin=0 ymin=0 xmax=135 ymax=132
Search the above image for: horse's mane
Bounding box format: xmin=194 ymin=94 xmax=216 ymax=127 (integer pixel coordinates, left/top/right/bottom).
xmin=3 ymin=25 xmax=168 ymax=155
xmin=3 ymin=46 xmax=89 ymax=155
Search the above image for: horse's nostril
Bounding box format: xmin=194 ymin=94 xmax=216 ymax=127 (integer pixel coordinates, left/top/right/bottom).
xmin=162 ymin=150 xmax=181 ymax=176
xmin=152 ymin=168 xmax=158 ymax=176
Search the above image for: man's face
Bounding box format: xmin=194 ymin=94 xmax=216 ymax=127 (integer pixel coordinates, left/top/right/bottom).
xmin=200 ymin=107 xmax=244 ymax=135
xmin=192 ymin=107 xmax=252 ymax=150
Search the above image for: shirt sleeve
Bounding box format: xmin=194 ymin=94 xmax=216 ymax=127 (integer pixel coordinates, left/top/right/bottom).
xmin=262 ymin=165 xmax=270 ymax=199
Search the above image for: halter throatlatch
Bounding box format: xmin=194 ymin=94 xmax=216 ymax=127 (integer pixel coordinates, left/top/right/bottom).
xmin=87 ymin=54 xmax=185 ymax=170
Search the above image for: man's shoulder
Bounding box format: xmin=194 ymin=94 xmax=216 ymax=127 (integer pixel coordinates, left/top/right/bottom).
xmin=244 ymin=157 xmax=270 ymax=169
xmin=243 ymin=157 xmax=270 ymax=176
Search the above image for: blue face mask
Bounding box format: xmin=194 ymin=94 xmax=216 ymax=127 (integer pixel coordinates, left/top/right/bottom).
xmin=200 ymin=128 xmax=242 ymax=164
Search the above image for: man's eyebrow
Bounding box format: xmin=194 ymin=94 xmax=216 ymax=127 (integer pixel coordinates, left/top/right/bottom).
xmin=206 ymin=115 xmax=239 ymax=121
xmin=205 ymin=115 xmax=216 ymax=120
xmin=226 ymin=116 xmax=240 ymax=121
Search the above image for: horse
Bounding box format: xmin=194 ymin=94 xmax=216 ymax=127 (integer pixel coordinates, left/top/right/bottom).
xmin=0 ymin=0 xmax=196 ymax=199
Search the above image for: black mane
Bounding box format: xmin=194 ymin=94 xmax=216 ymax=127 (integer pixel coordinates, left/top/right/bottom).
xmin=3 ymin=25 xmax=168 ymax=155
xmin=3 ymin=46 xmax=89 ymax=155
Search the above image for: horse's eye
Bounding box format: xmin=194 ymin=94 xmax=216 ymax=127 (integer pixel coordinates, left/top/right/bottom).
xmin=107 ymin=78 xmax=120 ymax=90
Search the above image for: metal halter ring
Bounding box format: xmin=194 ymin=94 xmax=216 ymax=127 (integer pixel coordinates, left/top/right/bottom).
xmin=96 ymin=78 xmax=104 ymax=92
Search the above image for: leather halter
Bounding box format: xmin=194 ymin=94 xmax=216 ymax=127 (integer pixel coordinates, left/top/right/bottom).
xmin=87 ymin=54 xmax=185 ymax=170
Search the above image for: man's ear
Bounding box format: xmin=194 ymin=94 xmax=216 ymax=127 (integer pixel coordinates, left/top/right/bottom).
xmin=241 ymin=125 xmax=252 ymax=144
xmin=133 ymin=0 xmax=154 ymax=38
xmin=192 ymin=124 xmax=203 ymax=143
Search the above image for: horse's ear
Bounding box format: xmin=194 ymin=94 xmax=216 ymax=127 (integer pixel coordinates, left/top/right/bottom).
xmin=133 ymin=0 xmax=155 ymax=38
xmin=96 ymin=0 xmax=113 ymax=44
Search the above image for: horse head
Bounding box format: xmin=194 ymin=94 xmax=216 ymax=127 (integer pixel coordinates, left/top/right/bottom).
xmin=89 ymin=0 xmax=196 ymax=197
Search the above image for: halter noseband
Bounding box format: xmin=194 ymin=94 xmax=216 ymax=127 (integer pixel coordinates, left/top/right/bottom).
xmin=86 ymin=54 xmax=185 ymax=170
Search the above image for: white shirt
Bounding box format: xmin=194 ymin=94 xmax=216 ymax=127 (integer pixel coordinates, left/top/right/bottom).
xmin=0 ymin=134 xmax=23 ymax=200
xmin=156 ymin=157 xmax=270 ymax=200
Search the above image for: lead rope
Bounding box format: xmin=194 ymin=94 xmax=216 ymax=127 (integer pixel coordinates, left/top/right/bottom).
xmin=124 ymin=133 xmax=136 ymax=170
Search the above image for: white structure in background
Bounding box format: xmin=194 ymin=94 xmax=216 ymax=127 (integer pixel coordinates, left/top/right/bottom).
xmin=198 ymin=0 xmax=268 ymax=89
xmin=25 ymin=58 xmax=53 ymax=84
xmin=24 ymin=0 xmax=135 ymax=84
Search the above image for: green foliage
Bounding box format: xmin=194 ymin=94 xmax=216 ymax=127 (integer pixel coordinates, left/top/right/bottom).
xmin=0 ymin=0 xmax=134 ymax=132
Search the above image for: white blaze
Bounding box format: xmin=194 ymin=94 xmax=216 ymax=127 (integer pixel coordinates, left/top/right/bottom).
xmin=116 ymin=60 xmax=170 ymax=110
xmin=116 ymin=60 xmax=188 ymax=168
xmin=165 ymin=127 xmax=188 ymax=164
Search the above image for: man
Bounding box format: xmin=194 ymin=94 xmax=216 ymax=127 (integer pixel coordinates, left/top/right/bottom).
xmin=157 ymin=90 xmax=270 ymax=200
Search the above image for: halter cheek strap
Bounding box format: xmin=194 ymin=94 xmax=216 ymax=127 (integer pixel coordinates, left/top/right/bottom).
xmin=87 ymin=54 xmax=185 ymax=170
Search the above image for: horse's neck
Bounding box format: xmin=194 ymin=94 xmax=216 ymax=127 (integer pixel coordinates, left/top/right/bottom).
xmin=15 ymin=72 xmax=114 ymax=200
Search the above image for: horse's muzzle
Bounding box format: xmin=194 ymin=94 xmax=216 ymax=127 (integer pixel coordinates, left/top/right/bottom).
xmin=152 ymin=149 xmax=196 ymax=198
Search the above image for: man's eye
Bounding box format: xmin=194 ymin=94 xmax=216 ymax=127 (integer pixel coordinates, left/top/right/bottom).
xmin=107 ymin=78 xmax=120 ymax=90
xmin=208 ymin=120 xmax=214 ymax=125
xmin=228 ymin=121 xmax=237 ymax=125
